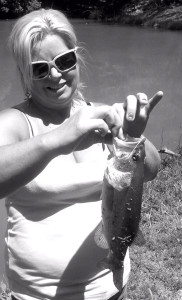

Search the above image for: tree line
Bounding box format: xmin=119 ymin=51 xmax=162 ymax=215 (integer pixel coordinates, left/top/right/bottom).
xmin=1 ymin=0 xmax=182 ymax=19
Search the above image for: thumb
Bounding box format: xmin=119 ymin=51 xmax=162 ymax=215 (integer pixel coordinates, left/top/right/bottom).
xmin=85 ymin=119 xmax=110 ymax=137
xmin=117 ymin=127 xmax=125 ymax=140
xmin=147 ymin=91 xmax=163 ymax=114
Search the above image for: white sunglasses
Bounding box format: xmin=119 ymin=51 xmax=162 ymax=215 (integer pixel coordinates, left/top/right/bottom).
xmin=32 ymin=47 xmax=78 ymax=80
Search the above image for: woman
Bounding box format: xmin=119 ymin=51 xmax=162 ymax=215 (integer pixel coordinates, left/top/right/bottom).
xmin=0 ymin=8 xmax=162 ymax=300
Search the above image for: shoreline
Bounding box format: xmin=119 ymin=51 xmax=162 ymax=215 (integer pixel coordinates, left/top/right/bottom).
xmin=1 ymin=4 xmax=182 ymax=31
xmin=85 ymin=4 xmax=182 ymax=31
xmin=119 ymin=5 xmax=182 ymax=30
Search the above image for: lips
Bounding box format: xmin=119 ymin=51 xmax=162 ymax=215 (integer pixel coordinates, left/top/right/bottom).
xmin=47 ymin=86 xmax=59 ymax=91
xmin=47 ymin=85 xmax=61 ymax=90
xmin=47 ymin=83 xmax=66 ymax=92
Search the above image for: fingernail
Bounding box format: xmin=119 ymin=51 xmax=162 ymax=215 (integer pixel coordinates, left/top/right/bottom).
xmin=98 ymin=129 xmax=106 ymax=137
xmin=127 ymin=113 xmax=134 ymax=120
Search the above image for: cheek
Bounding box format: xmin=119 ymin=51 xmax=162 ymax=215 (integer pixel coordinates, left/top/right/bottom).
xmin=31 ymin=81 xmax=43 ymax=92
xmin=73 ymin=73 xmax=79 ymax=90
xmin=66 ymin=68 xmax=79 ymax=88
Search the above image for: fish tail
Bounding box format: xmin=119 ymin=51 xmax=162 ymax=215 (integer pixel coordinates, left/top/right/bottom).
xmin=97 ymin=256 xmax=124 ymax=292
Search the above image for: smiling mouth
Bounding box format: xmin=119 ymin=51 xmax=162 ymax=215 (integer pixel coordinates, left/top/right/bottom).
xmin=47 ymin=83 xmax=66 ymax=91
xmin=47 ymin=87 xmax=59 ymax=91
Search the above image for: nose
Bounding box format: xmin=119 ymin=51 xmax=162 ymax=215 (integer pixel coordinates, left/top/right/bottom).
xmin=49 ymin=66 xmax=62 ymax=79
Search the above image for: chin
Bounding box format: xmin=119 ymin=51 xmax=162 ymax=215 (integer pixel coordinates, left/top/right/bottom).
xmin=55 ymin=96 xmax=72 ymax=109
xmin=58 ymin=89 xmax=75 ymax=104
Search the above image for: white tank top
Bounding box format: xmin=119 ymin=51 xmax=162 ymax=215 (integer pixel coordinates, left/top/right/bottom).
xmin=5 ymin=103 xmax=130 ymax=300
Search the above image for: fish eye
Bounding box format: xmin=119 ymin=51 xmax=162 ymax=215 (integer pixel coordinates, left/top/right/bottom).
xmin=132 ymin=154 xmax=139 ymax=161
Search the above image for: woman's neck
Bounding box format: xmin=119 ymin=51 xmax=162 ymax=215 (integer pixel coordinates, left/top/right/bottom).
xmin=29 ymin=98 xmax=72 ymax=125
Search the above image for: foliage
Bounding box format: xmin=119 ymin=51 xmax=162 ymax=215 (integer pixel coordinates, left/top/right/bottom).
xmin=128 ymin=149 xmax=182 ymax=299
xmin=0 ymin=0 xmax=42 ymax=19
xmin=1 ymin=0 xmax=182 ymax=23
xmin=0 ymin=278 xmax=11 ymax=300
xmin=46 ymin=0 xmax=130 ymax=19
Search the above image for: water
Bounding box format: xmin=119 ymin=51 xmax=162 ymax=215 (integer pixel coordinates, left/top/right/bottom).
xmin=0 ymin=19 xmax=182 ymax=279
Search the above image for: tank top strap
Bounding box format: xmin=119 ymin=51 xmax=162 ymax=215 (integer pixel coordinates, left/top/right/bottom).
xmin=21 ymin=112 xmax=34 ymax=137
xmin=14 ymin=107 xmax=34 ymax=138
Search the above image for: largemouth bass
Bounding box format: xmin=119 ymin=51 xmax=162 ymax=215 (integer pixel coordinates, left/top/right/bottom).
xmin=95 ymin=136 xmax=146 ymax=291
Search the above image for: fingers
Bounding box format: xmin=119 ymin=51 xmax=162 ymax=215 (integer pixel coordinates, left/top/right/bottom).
xmin=85 ymin=118 xmax=110 ymax=136
xmin=90 ymin=105 xmax=122 ymax=137
xmin=77 ymin=90 xmax=163 ymax=141
xmin=136 ymin=92 xmax=148 ymax=118
xmin=124 ymin=91 xmax=163 ymax=120
xmin=124 ymin=95 xmax=137 ymax=121
xmin=136 ymin=92 xmax=148 ymax=106
xmin=104 ymin=106 xmax=121 ymax=136
xmin=78 ymin=106 xmax=120 ymax=137
xmin=117 ymin=127 xmax=125 ymax=140
xmin=112 ymin=103 xmax=125 ymax=122
xmin=147 ymin=91 xmax=163 ymax=113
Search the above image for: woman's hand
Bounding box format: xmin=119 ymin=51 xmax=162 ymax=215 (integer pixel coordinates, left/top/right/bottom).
xmin=62 ymin=91 xmax=163 ymax=151
xmin=50 ymin=105 xmax=123 ymax=154
xmin=112 ymin=91 xmax=163 ymax=139
xmin=123 ymin=91 xmax=163 ymax=138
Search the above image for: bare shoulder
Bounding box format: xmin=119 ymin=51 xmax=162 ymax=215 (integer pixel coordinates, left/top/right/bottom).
xmin=0 ymin=106 xmax=31 ymax=145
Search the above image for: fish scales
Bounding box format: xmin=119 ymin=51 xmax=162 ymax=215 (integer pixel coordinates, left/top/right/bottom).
xmin=95 ymin=136 xmax=146 ymax=291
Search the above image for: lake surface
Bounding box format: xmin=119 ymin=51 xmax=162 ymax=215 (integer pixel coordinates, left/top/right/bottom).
xmin=0 ymin=19 xmax=182 ymax=280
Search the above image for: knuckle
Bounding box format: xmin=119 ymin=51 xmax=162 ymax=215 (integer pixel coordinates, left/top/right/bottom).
xmin=127 ymin=94 xmax=136 ymax=101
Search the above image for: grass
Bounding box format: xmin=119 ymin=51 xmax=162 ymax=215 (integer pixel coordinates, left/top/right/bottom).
xmin=128 ymin=147 xmax=182 ymax=299
xmin=0 ymin=148 xmax=181 ymax=300
xmin=0 ymin=277 xmax=11 ymax=300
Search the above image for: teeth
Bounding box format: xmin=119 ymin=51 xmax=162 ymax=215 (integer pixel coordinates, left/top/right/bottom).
xmin=47 ymin=83 xmax=65 ymax=91
xmin=48 ymin=87 xmax=58 ymax=90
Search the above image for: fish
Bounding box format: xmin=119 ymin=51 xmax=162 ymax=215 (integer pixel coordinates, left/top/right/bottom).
xmin=95 ymin=136 xmax=146 ymax=291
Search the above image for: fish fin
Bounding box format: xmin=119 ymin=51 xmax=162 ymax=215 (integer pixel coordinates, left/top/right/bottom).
xmin=97 ymin=252 xmax=116 ymax=270
xmin=97 ymin=257 xmax=111 ymax=270
xmin=97 ymin=257 xmax=124 ymax=292
xmin=113 ymin=268 xmax=124 ymax=292
xmin=131 ymin=228 xmax=146 ymax=246
xmin=94 ymin=222 xmax=109 ymax=249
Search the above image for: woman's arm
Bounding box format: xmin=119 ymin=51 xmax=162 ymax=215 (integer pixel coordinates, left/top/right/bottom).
xmin=0 ymin=108 xmax=59 ymax=199
xmin=0 ymin=90 xmax=162 ymax=198
xmin=0 ymin=105 xmax=123 ymax=198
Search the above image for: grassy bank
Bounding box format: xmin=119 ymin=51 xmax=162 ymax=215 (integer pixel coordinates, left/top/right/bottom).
xmin=128 ymin=148 xmax=182 ymax=299
xmin=120 ymin=3 xmax=182 ymax=30
xmin=88 ymin=1 xmax=182 ymax=30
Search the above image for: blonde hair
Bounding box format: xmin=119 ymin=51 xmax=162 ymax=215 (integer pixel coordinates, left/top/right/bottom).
xmin=9 ymin=9 xmax=84 ymax=100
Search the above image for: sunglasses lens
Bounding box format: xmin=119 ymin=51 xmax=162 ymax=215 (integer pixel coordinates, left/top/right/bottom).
xmin=32 ymin=63 xmax=49 ymax=79
xmin=55 ymin=51 xmax=77 ymax=71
